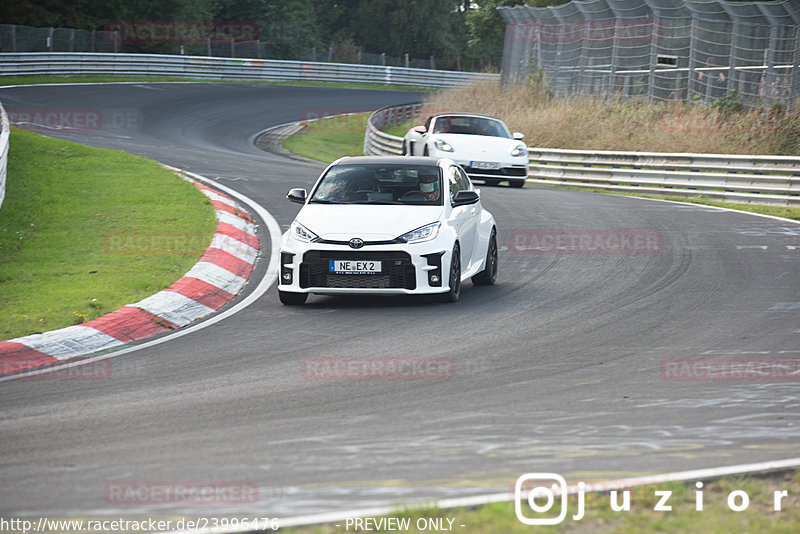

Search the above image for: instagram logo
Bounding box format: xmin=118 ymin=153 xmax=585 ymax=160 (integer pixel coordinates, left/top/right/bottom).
xmin=515 ymin=473 xmax=585 ymax=525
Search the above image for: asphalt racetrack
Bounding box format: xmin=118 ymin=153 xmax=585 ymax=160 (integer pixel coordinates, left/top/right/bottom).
xmin=1 ymin=83 xmax=799 ymax=520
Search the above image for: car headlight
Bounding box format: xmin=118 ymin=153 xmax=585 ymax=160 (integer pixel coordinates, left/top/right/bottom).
xmin=290 ymin=221 xmax=319 ymax=242
xmin=434 ymin=139 xmax=454 ymax=152
xmin=511 ymin=143 xmax=527 ymax=157
xmin=398 ymin=222 xmax=440 ymax=243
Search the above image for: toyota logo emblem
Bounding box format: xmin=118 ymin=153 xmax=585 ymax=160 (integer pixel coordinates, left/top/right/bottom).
xmin=349 ymin=238 xmax=365 ymax=249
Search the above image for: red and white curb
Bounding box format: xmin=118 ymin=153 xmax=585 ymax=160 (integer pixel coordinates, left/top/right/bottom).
xmin=0 ymin=172 xmax=259 ymax=376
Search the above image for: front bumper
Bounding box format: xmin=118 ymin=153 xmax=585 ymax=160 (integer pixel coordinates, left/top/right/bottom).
xmin=279 ymin=241 xmax=453 ymax=296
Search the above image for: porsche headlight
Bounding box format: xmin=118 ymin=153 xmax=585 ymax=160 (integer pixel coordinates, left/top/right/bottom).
xmin=290 ymin=221 xmax=319 ymax=242
xmin=434 ymin=139 xmax=454 ymax=152
xmin=398 ymin=222 xmax=440 ymax=243
xmin=511 ymin=143 xmax=527 ymax=157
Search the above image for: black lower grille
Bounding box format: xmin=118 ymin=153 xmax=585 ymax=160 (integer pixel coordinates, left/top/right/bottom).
xmin=466 ymin=166 xmax=528 ymax=177
xmin=300 ymin=251 xmax=416 ymax=290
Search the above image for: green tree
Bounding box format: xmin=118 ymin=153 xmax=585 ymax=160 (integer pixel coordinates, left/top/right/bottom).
xmin=465 ymin=0 xmax=569 ymax=70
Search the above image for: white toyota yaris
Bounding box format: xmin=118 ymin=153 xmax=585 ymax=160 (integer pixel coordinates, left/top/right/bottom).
xmin=278 ymin=156 xmax=498 ymax=305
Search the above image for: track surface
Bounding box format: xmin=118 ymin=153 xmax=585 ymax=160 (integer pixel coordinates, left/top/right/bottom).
xmin=1 ymin=83 xmax=799 ymax=520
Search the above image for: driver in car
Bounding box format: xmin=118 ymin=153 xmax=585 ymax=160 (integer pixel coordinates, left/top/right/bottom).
xmin=419 ymin=174 xmax=440 ymax=201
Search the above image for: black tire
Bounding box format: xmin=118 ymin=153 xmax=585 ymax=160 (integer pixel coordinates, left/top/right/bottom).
xmin=423 ymin=145 xmax=429 ymax=157
xmin=402 ymin=140 xmax=408 ymax=156
xmin=437 ymin=244 xmax=461 ymax=303
xmin=278 ymin=290 xmax=308 ymax=305
xmin=510 ymin=178 xmax=526 ymax=188
xmin=472 ymin=229 xmax=498 ymax=286
xmin=484 ymin=179 xmax=500 ymax=187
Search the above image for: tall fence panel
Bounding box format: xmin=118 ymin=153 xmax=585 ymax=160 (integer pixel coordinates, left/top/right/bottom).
xmin=499 ymin=0 xmax=800 ymax=109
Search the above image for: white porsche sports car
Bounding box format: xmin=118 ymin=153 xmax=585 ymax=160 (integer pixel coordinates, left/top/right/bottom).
xmin=402 ymin=113 xmax=529 ymax=188
xmin=278 ymin=156 xmax=498 ymax=305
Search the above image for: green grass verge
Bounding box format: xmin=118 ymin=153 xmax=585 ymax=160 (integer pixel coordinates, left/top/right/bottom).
xmin=283 ymin=113 xmax=371 ymax=163
xmin=280 ymin=470 xmax=800 ymax=533
xmin=0 ymin=75 xmax=432 ymax=92
xmin=281 ymin=111 xmax=411 ymax=164
xmin=0 ymin=127 xmax=217 ymax=340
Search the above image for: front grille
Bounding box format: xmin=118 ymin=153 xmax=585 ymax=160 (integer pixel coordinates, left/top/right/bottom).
xmin=300 ymin=251 xmax=416 ymax=290
xmin=466 ymin=166 xmax=528 ymax=177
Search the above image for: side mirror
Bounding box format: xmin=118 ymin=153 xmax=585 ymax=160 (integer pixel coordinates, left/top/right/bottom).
xmin=413 ymin=125 xmax=427 ymax=135
xmin=512 ymin=132 xmax=525 ymax=140
xmin=287 ymin=188 xmax=307 ymax=204
xmin=452 ymin=190 xmax=480 ymax=207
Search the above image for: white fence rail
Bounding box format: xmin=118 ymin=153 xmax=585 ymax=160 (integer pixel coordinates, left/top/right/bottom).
xmin=0 ymin=52 xmax=499 ymax=88
xmin=364 ymin=104 xmax=800 ymax=207
xmin=0 ymin=102 xmax=9 ymax=213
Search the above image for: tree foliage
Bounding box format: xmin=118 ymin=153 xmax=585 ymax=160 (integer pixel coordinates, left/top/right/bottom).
xmin=1 ymin=0 xmax=576 ymax=68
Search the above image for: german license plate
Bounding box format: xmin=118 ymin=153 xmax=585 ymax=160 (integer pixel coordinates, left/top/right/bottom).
xmin=470 ymin=161 xmax=500 ymax=170
xmin=330 ymin=260 xmax=382 ymax=274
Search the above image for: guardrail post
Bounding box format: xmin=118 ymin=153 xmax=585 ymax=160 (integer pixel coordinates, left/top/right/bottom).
xmin=793 ymin=28 xmax=800 ymax=109
xmin=688 ymin=18 xmax=698 ymax=101
xmin=763 ymin=25 xmax=777 ymax=109
xmin=647 ymin=20 xmax=658 ymax=103
xmin=0 ymin=102 xmax=10 ymax=214
xmin=48 ymin=28 xmax=54 ymax=52
xmin=10 ymin=25 xmax=16 ymax=53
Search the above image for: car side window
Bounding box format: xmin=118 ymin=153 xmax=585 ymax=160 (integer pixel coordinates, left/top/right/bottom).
xmin=448 ymin=166 xmax=464 ymax=201
xmin=424 ymin=116 xmax=433 ymax=132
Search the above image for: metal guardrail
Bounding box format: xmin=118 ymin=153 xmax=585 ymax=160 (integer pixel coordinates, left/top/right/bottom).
xmin=0 ymin=52 xmax=499 ymax=88
xmin=363 ymin=103 xmax=421 ymax=156
xmin=364 ymin=104 xmax=800 ymax=207
xmin=0 ymin=102 xmax=9 ymax=213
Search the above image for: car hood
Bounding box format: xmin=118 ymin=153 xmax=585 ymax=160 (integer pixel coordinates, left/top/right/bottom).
xmin=433 ymin=134 xmax=517 ymax=156
xmin=296 ymin=204 xmax=444 ymax=241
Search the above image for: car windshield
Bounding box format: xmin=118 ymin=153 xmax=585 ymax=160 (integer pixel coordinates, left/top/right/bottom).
xmin=310 ymin=164 xmax=443 ymax=205
xmin=431 ymin=116 xmax=510 ymax=138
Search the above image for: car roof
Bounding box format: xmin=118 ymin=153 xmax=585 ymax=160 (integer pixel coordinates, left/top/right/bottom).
xmin=333 ymin=156 xmax=443 ymax=167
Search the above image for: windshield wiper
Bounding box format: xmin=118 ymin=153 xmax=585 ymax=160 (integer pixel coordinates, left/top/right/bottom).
xmin=309 ymin=199 xmax=343 ymax=204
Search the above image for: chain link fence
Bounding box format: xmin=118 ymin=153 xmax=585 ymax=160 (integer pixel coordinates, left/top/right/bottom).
xmin=0 ymin=23 xmax=446 ymax=70
xmin=499 ymin=0 xmax=800 ymax=109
